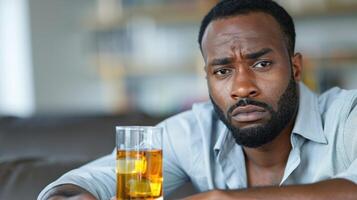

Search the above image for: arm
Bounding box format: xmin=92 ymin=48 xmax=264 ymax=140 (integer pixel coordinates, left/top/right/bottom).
xmin=42 ymin=184 xmax=97 ymax=200
xmin=38 ymin=154 xmax=116 ymax=200
xmin=184 ymin=179 xmax=357 ymax=200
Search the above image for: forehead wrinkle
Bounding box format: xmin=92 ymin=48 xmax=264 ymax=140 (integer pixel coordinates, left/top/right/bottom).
xmin=232 ymin=39 xmax=245 ymax=59
xmin=214 ymin=34 xmax=263 ymax=56
xmin=214 ymin=36 xmax=252 ymax=61
xmin=213 ymin=34 xmax=239 ymax=48
xmin=212 ymin=35 xmax=244 ymax=56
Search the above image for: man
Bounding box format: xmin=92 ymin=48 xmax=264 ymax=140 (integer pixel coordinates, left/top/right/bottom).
xmin=39 ymin=0 xmax=357 ymax=199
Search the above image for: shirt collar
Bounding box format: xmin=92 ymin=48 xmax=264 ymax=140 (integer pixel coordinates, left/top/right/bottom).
xmin=213 ymin=119 xmax=231 ymax=155
xmin=213 ymin=82 xmax=327 ymax=153
xmin=292 ymin=82 xmax=327 ymax=144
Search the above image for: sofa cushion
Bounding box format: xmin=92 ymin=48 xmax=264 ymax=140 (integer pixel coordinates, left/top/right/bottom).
xmin=0 ymin=157 xmax=90 ymax=200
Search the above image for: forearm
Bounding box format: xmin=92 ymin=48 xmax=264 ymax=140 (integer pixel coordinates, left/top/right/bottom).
xmin=185 ymin=179 xmax=357 ymax=200
xmin=41 ymin=184 xmax=97 ymax=200
xmin=226 ymin=179 xmax=357 ymax=200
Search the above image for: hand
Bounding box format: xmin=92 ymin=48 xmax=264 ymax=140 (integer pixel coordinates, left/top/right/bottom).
xmin=43 ymin=184 xmax=97 ymax=200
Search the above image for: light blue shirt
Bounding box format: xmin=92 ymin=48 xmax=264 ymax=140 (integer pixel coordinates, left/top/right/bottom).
xmin=38 ymin=83 xmax=357 ymax=200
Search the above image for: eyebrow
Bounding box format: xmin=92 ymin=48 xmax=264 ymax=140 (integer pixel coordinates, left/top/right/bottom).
xmin=208 ymin=48 xmax=273 ymax=67
xmin=209 ymin=57 xmax=235 ymax=66
xmin=244 ymin=48 xmax=273 ymax=60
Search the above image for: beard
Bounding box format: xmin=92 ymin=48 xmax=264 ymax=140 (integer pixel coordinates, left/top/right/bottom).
xmin=210 ymin=77 xmax=299 ymax=148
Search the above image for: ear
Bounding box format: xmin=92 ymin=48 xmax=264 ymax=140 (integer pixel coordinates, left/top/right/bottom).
xmin=291 ymin=52 xmax=303 ymax=81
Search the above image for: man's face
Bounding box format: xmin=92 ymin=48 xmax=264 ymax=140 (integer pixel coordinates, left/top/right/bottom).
xmin=201 ymin=12 xmax=301 ymax=148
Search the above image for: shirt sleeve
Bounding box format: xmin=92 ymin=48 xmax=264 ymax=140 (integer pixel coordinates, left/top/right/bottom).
xmin=161 ymin=120 xmax=190 ymax=196
xmin=334 ymin=100 xmax=357 ymax=184
xmin=37 ymin=152 xmax=116 ymax=200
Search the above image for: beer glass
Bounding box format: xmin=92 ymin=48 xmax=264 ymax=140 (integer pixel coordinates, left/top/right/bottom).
xmin=116 ymin=126 xmax=163 ymax=200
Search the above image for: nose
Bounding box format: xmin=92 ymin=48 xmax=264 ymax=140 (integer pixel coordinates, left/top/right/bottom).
xmin=230 ymin=69 xmax=259 ymax=100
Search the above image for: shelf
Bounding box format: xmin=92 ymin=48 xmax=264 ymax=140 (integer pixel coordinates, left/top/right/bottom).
xmin=279 ymin=1 xmax=357 ymax=19
xmin=305 ymin=51 xmax=357 ymax=62
xmin=82 ymin=1 xmax=357 ymax=31
xmin=84 ymin=1 xmax=218 ymax=31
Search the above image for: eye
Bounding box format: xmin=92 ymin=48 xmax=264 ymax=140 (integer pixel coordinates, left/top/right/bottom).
xmin=213 ymin=68 xmax=232 ymax=77
xmin=253 ymin=60 xmax=272 ymax=69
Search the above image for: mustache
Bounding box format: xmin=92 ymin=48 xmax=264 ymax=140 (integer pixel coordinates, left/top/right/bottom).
xmin=227 ymin=98 xmax=273 ymax=117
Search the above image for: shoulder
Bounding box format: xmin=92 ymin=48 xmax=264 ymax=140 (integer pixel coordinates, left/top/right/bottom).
xmin=318 ymin=87 xmax=357 ymax=119
xmin=319 ymin=87 xmax=357 ymax=165
xmin=344 ymin=104 xmax=357 ymax=159
xmin=156 ymin=101 xmax=215 ymax=146
xmin=160 ymin=101 xmax=214 ymax=133
xmin=158 ymin=101 xmax=215 ymax=171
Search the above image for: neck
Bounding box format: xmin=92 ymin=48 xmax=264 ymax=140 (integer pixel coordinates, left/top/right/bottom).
xmin=244 ymin=120 xmax=294 ymax=187
xmin=243 ymin=119 xmax=294 ymax=169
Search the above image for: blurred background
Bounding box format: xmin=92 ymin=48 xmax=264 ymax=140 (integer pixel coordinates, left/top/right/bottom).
xmin=1 ymin=0 xmax=357 ymax=199
xmin=1 ymin=0 xmax=357 ymax=118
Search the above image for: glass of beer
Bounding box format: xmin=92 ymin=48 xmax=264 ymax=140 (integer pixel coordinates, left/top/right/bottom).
xmin=115 ymin=126 xmax=163 ymax=200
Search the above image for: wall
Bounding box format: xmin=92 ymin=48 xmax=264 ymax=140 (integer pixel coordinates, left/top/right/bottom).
xmin=29 ymin=0 xmax=111 ymax=115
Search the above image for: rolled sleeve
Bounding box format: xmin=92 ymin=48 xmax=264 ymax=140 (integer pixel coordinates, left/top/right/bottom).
xmin=37 ymin=153 xmax=116 ymax=200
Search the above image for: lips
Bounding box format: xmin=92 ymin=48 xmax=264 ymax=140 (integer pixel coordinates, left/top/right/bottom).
xmin=230 ymin=105 xmax=268 ymax=123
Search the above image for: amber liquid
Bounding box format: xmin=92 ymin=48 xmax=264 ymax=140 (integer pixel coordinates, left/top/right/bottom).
xmin=116 ymin=149 xmax=163 ymax=200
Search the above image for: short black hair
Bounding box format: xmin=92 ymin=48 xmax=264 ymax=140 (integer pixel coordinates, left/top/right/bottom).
xmin=198 ymin=0 xmax=296 ymax=55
